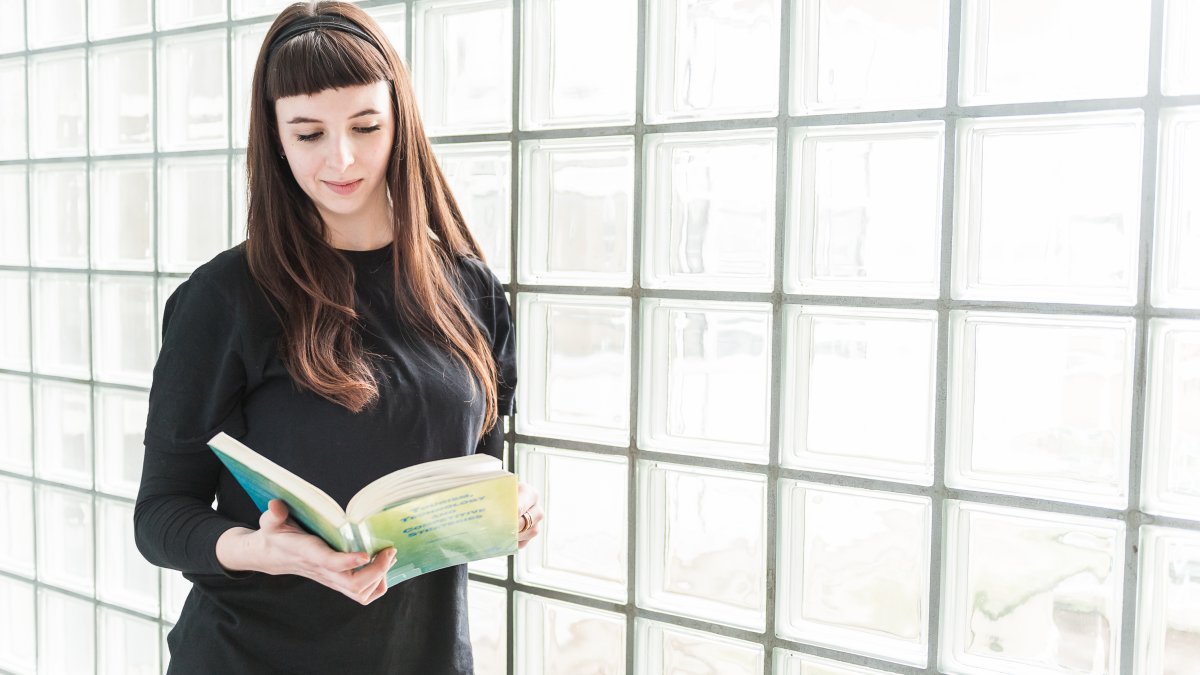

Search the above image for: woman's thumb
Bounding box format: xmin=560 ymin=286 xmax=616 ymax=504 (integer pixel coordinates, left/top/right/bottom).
xmin=262 ymin=499 xmax=288 ymax=527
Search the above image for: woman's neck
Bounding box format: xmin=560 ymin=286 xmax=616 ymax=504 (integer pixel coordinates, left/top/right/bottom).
xmin=327 ymin=227 xmax=393 ymax=251
xmin=322 ymin=192 xmax=394 ymax=251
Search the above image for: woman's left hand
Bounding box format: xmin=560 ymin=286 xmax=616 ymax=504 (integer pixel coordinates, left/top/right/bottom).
xmin=516 ymin=481 xmax=543 ymax=550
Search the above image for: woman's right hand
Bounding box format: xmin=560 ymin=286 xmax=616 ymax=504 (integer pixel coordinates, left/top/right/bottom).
xmin=219 ymin=499 xmax=396 ymax=606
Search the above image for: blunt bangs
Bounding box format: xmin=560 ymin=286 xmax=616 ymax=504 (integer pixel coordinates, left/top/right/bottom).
xmin=264 ymin=27 xmax=391 ymax=102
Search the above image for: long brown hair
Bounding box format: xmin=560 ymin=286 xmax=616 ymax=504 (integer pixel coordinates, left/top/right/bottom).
xmin=244 ymin=1 xmax=500 ymax=440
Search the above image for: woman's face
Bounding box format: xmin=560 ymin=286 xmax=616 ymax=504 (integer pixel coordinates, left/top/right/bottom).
xmin=274 ymin=81 xmax=395 ymax=230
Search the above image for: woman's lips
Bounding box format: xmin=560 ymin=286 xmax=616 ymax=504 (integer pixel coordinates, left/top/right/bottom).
xmin=324 ymin=179 xmax=363 ymax=195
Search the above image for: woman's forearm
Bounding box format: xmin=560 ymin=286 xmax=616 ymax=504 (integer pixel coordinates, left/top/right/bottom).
xmin=215 ymin=526 xmax=259 ymax=573
xmin=134 ymin=441 xmax=253 ymax=577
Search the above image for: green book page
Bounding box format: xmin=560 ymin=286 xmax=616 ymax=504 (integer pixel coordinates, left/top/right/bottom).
xmin=358 ymin=474 xmax=520 ymax=586
xmin=209 ymin=446 xmax=352 ymax=552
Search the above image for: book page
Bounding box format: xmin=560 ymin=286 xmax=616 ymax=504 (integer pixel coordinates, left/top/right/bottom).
xmin=357 ymin=474 xmax=519 ymax=586
xmin=347 ymin=453 xmax=504 ymax=517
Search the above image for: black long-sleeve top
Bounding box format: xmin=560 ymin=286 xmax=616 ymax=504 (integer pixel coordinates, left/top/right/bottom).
xmin=133 ymin=242 xmax=516 ymax=674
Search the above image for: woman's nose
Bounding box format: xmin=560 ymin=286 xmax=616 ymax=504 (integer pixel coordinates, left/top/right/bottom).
xmin=326 ymin=135 xmax=354 ymax=172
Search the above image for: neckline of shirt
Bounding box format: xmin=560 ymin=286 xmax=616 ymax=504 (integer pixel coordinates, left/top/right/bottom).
xmin=336 ymin=242 xmax=393 ymax=268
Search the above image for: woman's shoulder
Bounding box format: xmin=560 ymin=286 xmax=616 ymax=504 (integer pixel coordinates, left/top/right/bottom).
xmin=170 ymin=243 xmax=276 ymax=326
xmin=187 ymin=242 xmax=254 ymax=294
xmin=451 ymin=251 xmax=504 ymax=298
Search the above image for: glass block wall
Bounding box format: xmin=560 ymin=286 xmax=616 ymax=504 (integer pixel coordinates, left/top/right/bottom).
xmin=1 ymin=0 xmax=1199 ymax=674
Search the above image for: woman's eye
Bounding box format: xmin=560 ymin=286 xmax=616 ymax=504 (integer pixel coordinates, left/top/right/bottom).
xmin=294 ymin=126 xmax=374 ymax=141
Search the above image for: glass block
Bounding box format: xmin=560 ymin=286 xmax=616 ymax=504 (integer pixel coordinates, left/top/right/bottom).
xmin=366 ymin=4 xmax=408 ymax=57
xmin=29 ymin=51 xmax=87 ymax=158
xmin=28 ymin=0 xmax=85 ymax=48
xmin=785 ymin=122 xmax=943 ymax=298
xmin=231 ymin=153 xmax=248 ymax=244
xmin=644 ymin=129 xmax=776 ymax=291
xmin=98 ymin=606 xmax=160 ymax=675
xmin=1143 ymin=319 xmax=1200 ymax=521
xmin=515 ymin=592 xmax=626 ymax=675
xmin=96 ymin=387 xmax=149 ymax=500
xmin=0 ymin=476 xmax=34 ymax=577
xmin=92 ymin=160 xmax=154 ymax=271
xmin=158 ymin=31 xmax=228 ymax=151
xmin=0 ymin=271 xmax=30 ymax=371
xmin=98 ymin=497 xmax=159 ymax=614
xmin=0 ymin=375 xmax=32 ymax=474
xmin=90 ymin=41 xmax=153 ymax=155
xmin=636 ymin=618 xmax=764 ymax=675
xmin=1152 ymin=107 xmax=1200 ymax=309
xmin=31 ymin=163 xmax=88 ymax=268
xmin=92 ymin=275 xmax=156 ymax=387
xmin=1164 ymin=0 xmax=1200 ymax=94
xmin=0 ymin=57 xmax=26 ymax=160
xmin=468 ymin=581 xmax=507 ymax=675
xmin=773 ymin=648 xmax=899 ymax=675
xmin=159 ymin=156 xmax=229 ymax=273
xmin=518 ymin=136 xmax=634 ymax=287
xmin=0 ymin=167 xmax=27 ymax=264
xmin=777 ymin=481 xmax=931 ymax=666
xmin=432 ymin=141 xmax=512 ymax=282
xmin=781 ymin=306 xmax=937 ymax=485
xmin=953 ymin=111 xmax=1143 ymax=305
xmin=948 ymin=311 xmax=1134 ymax=507
xmin=515 ymin=444 xmax=627 ymax=601
xmin=34 ymin=379 xmax=94 ymax=488
xmin=515 ymin=293 xmax=631 ymax=446
xmin=36 ymin=484 xmax=95 ymax=595
xmin=638 ymin=461 xmax=766 ymax=630
xmin=31 ymin=273 xmax=91 ymax=378
xmin=0 ymin=0 xmax=23 ymax=53
xmin=0 ymin=577 xmax=35 ymax=674
xmin=232 ymin=22 xmax=270 ymax=150
xmin=1134 ymin=526 xmax=1200 ymax=675
xmin=155 ymin=0 xmax=225 ymax=29
xmin=645 ymin=0 xmax=781 ymax=123
xmin=413 ymin=0 xmax=513 ymax=136
xmin=162 ymin=626 xmax=170 ymax=672
xmin=639 ymin=299 xmax=772 ymax=462
xmin=520 ymin=0 xmax=636 ymax=129
xmin=959 ymin=0 xmax=1150 ymax=105
xmin=38 ymin=588 xmax=96 ymax=675
xmin=90 ymin=0 xmax=153 ymax=39
xmin=468 ymin=552 xmax=507 ymax=579
xmin=791 ymin=0 xmax=948 ymax=114
xmin=232 ymin=0 xmax=293 ymax=19
xmin=940 ymin=501 xmax=1124 ymax=675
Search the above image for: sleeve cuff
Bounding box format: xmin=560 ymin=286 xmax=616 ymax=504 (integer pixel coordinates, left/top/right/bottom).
xmin=198 ymin=519 xmax=261 ymax=580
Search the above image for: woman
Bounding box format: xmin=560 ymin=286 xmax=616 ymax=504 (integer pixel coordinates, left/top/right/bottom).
xmin=133 ymin=3 xmax=541 ymax=673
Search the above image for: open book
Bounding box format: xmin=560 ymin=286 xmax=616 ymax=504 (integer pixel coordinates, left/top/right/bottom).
xmin=207 ymin=432 xmax=518 ymax=587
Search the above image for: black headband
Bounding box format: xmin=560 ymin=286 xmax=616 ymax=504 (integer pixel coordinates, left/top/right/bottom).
xmin=266 ymin=14 xmax=385 ymax=61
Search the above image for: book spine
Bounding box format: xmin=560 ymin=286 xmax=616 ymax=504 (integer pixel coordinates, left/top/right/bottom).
xmin=339 ymin=522 xmax=367 ymax=553
xmin=353 ymin=522 xmax=371 ymax=553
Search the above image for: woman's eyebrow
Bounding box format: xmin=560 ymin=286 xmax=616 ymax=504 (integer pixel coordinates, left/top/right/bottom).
xmin=284 ymin=108 xmax=381 ymax=124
